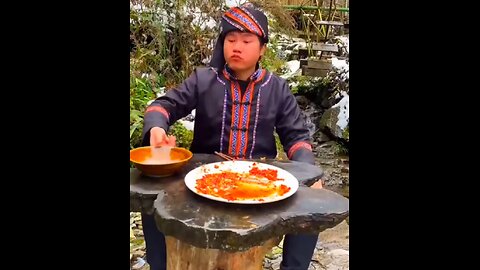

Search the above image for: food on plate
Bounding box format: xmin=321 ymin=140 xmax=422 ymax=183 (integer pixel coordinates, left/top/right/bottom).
xmin=194 ymin=165 xmax=291 ymax=201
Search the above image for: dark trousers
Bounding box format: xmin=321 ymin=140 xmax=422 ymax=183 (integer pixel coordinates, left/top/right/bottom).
xmin=141 ymin=213 xmax=318 ymax=270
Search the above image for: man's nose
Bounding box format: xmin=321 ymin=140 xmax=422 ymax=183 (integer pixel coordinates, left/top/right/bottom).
xmin=232 ymin=41 xmax=242 ymax=52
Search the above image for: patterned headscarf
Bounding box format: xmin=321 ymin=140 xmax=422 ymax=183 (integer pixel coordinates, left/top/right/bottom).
xmin=209 ymin=3 xmax=269 ymax=70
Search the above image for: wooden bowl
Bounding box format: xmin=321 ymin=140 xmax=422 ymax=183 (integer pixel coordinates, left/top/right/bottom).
xmin=130 ymin=146 xmax=193 ymax=177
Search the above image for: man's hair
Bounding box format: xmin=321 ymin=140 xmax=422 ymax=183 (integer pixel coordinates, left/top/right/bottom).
xmin=258 ymin=36 xmax=266 ymax=47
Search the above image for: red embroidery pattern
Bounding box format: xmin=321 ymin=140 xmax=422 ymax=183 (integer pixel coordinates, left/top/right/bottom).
xmin=287 ymin=141 xmax=312 ymax=159
xmin=145 ymin=105 xmax=169 ymax=120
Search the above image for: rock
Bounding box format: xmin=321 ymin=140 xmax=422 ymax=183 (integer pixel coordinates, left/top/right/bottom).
xmin=338 ymin=158 xmax=349 ymax=165
xmin=342 ymin=176 xmax=349 ymax=186
xmin=321 ymin=171 xmax=344 ymax=187
xmin=296 ymin=95 xmax=311 ymax=109
xmin=328 ymin=249 xmax=349 ymax=256
xmin=297 ymin=96 xmax=322 ymax=139
xmin=314 ymin=145 xmax=337 ymax=161
xmin=316 ymin=141 xmax=336 ymax=150
xmin=315 ymin=131 xmax=331 ymax=144
xmin=270 ymin=259 xmax=282 ymax=270
xmin=309 ymin=261 xmax=324 ymax=270
xmin=132 ymin=250 xmax=145 ymax=258
xmin=130 ymin=227 xmax=136 ymax=240
xmin=318 ymin=94 xmax=349 ymax=142
xmin=319 ymin=107 xmax=341 ymax=138
xmin=318 ymin=110 xmax=345 ymax=142
xmin=319 ymin=160 xmax=336 ymax=166
xmin=321 ymin=95 xmax=338 ymax=109
xmin=312 ymin=220 xmax=350 ymax=270
xmin=132 ymin=257 xmax=146 ymax=270
xmin=262 ymin=259 xmax=272 ymax=269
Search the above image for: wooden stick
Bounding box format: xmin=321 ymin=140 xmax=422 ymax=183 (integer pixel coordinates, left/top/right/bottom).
xmin=214 ymin=151 xmax=235 ymax=161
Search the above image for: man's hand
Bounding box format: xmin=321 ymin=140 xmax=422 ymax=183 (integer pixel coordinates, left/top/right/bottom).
xmin=150 ymin=127 xmax=176 ymax=147
xmin=310 ymin=179 xmax=323 ymax=189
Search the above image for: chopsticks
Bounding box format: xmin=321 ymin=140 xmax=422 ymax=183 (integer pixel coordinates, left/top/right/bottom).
xmin=214 ymin=151 xmax=236 ymax=161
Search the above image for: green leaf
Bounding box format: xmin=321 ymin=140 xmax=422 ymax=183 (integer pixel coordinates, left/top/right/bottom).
xmin=130 ymin=122 xmax=142 ymax=139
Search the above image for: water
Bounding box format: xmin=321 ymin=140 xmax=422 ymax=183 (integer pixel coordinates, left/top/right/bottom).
xmin=142 ymin=147 xmax=175 ymax=164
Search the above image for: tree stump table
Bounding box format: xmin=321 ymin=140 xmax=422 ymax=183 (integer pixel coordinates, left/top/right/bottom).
xmin=129 ymin=154 xmax=349 ymax=270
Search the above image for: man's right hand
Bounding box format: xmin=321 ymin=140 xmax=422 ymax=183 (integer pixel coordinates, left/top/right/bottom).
xmin=150 ymin=127 xmax=173 ymax=147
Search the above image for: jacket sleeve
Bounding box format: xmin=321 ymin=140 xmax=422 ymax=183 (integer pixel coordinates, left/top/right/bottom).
xmin=275 ymin=79 xmax=315 ymax=165
xmin=141 ymin=69 xmax=199 ymax=146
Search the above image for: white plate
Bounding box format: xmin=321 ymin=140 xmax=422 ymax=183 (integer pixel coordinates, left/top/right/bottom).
xmin=184 ymin=160 xmax=299 ymax=204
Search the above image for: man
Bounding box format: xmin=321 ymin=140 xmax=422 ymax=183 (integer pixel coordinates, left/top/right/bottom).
xmin=141 ymin=3 xmax=322 ymax=269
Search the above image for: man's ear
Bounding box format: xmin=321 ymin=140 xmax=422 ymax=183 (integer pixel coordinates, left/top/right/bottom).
xmin=260 ymin=44 xmax=267 ymax=56
xmin=258 ymin=44 xmax=267 ymax=62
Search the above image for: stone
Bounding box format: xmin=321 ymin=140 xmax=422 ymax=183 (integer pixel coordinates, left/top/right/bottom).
xmin=328 ymin=249 xmax=349 ymax=256
xmin=296 ymin=95 xmax=311 ymax=109
xmin=319 ymin=107 xmax=342 ymax=139
xmin=315 ymin=131 xmax=331 ymax=144
xmin=153 ymin=186 xmax=348 ymax=251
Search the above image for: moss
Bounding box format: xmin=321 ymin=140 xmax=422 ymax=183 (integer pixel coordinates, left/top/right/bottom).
xmin=274 ymin=132 xmax=288 ymax=160
xmin=342 ymin=126 xmax=349 ymax=141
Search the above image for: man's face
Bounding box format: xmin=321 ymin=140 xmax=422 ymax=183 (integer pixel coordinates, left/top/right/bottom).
xmin=223 ymin=31 xmax=266 ymax=73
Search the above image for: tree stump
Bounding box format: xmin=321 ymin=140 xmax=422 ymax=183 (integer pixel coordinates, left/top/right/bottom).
xmin=165 ymin=236 xmax=281 ymax=270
